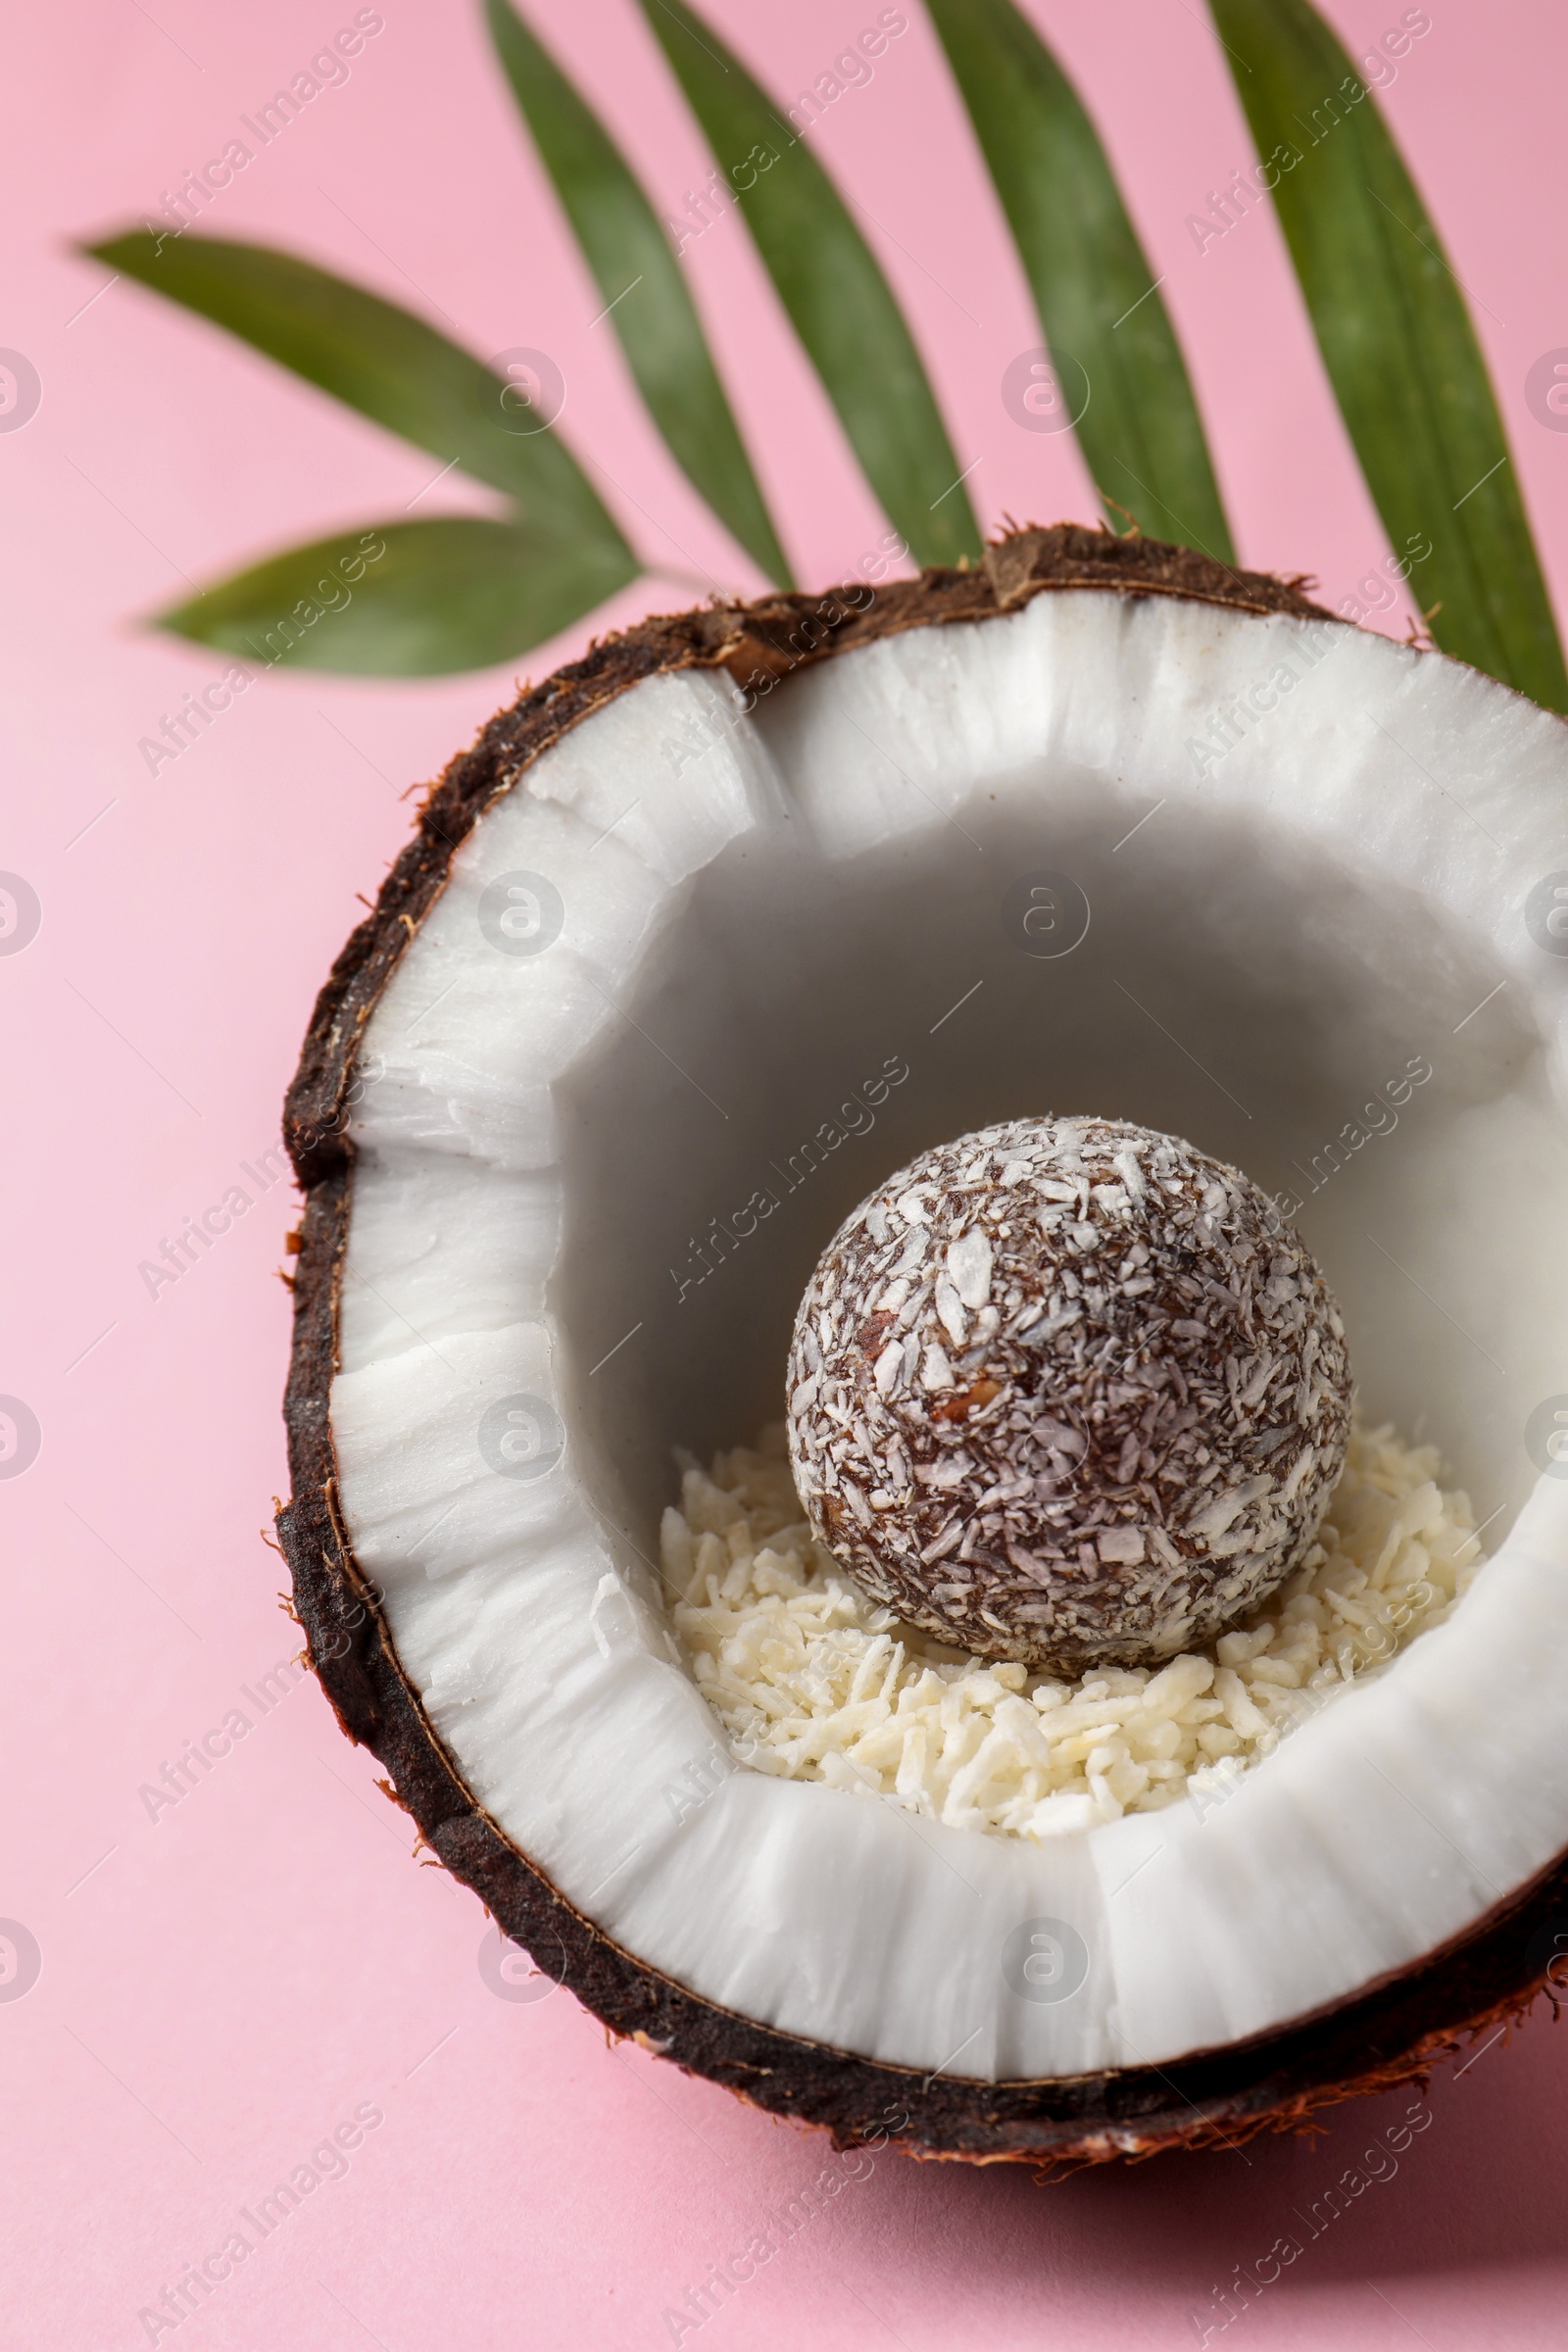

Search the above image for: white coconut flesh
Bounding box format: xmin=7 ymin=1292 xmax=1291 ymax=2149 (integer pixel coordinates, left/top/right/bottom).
xmin=331 ymin=589 xmax=1568 ymax=2081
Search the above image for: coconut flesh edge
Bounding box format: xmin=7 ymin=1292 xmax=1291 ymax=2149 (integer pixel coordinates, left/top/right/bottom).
xmin=330 ymin=589 xmax=1568 ymax=2081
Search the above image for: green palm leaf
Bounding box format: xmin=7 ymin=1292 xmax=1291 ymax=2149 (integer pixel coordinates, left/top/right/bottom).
xmin=86 ymin=230 xmax=629 ymax=553
xmin=484 ymin=0 xmax=792 ymax=587
xmin=927 ymin=0 xmax=1234 ymax=564
xmin=1208 ymin=0 xmax=1566 ymax=709
xmin=157 ymin=517 xmax=637 ymax=677
xmin=638 ymin=0 xmax=982 ymax=568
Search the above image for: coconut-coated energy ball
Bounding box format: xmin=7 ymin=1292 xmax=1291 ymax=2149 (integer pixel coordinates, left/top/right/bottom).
xmin=785 ymin=1115 xmax=1352 ymax=1670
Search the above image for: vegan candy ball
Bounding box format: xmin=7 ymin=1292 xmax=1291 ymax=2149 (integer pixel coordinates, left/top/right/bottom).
xmin=785 ymin=1114 xmax=1352 ymax=1669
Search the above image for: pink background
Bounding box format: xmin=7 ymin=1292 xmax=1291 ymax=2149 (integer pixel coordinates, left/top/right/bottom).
xmin=4 ymin=2 xmax=1567 ymax=2343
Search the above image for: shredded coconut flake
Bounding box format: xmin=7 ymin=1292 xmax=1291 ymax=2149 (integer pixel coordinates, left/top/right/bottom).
xmin=662 ymin=1421 xmax=1489 ymax=1840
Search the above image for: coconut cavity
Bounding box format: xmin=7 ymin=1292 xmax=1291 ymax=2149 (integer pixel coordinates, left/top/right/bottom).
xmin=320 ymin=571 xmax=1568 ymax=2086
xmin=785 ymin=1115 xmax=1351 ymax=1668
xmin=664 ymin=1419 xmax=1486 ymax=1838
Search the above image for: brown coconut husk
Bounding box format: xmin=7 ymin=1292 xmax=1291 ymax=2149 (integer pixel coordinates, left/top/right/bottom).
xmin=277 ymin=526 xmax=1565 ymax=2164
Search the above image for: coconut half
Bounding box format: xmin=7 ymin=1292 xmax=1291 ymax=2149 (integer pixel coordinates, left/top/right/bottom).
xmin=279 ymin=526 xmax=1568 ymax=2163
